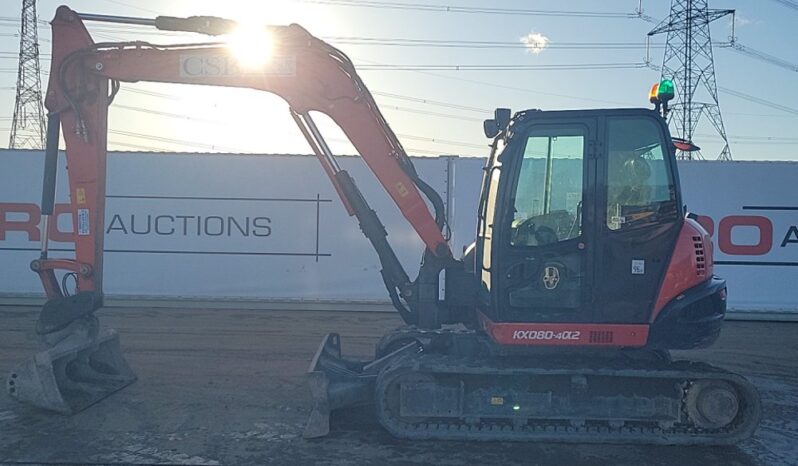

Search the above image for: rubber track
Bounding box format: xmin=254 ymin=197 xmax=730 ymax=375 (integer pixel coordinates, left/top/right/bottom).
xmin=375 ymin=353 xmax=761 ymax=445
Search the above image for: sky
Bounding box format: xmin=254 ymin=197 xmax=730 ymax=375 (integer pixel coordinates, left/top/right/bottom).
xmin=0 ymin=0 xmax=797 ymax=160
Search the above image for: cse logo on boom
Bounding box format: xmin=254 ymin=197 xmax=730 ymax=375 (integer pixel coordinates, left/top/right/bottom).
xmin=179 ymin=54 xmax=296 ymax=78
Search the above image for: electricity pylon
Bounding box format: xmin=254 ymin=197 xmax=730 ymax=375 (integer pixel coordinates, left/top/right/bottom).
xmin=9 ymin=0 xmax=46 ymax=150
xmin=649 ymin=0 xmax=734 ymax=160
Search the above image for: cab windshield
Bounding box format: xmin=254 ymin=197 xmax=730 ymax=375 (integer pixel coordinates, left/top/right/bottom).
xmin=606 ymin=117 xmax=677 ymax=231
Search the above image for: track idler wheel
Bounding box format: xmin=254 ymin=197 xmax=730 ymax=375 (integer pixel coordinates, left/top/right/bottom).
xmin=686 ymin=380 xmax=740 ymax=429
xmin=380 ymin=371 xmax=437 ymax=425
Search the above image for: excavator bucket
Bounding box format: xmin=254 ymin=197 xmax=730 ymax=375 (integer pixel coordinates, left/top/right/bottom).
xmin=7 ymin=293 xmax=136 ymax=414
xmin=8 ymin=329 xmax=136 ymax=414
xmin=304 ymin=333 xmax=419 ymax=438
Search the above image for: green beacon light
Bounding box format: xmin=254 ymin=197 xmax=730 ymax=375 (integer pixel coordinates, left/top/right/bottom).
xmin=658 ymin=79 xmax=675 ymax=103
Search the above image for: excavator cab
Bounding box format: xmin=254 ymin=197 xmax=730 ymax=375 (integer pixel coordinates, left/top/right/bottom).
xmin=477 ymin=109 xmax=683 ymax=327
xmin=473 ymin=107 xmax=729 ymax=352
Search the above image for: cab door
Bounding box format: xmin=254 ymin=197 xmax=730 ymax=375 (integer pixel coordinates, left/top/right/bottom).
xmin=593 ymin=113 xmax=683 ymax=323
xmin=493 ymin=118 xmax=598 ymax=323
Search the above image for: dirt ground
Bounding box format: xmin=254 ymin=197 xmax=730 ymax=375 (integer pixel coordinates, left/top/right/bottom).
xmin=0 ymin=305 xmax=796 ymax=466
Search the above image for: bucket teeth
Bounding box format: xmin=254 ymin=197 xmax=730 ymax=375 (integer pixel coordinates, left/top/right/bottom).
xmin=7 ymin=328 xmax=136 ymax=415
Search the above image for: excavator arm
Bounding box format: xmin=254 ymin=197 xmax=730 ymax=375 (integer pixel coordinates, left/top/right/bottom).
xmin=8 ymin=5 xmax=460 ymax=416
xmin=37 ymin=6 xmax=453 ymax=327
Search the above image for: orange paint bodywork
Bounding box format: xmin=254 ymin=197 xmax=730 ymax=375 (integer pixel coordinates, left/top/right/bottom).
xmin=650 ymin=218 xmax=714 ymax=322
xmin=479 ymin=313 xmax=650 ymax=347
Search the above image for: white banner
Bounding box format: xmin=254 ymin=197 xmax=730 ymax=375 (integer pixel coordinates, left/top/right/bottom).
xmin=0 ymin=150 xmax=449 ymax=301
xmin=1 ymin=150 xmax=796 ymax=314
xmin=679 ymin=160 xmax=798 ymax=312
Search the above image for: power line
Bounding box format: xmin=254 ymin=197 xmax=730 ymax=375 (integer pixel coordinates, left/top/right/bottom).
xmin=7 ymin=14 xmax=797 ymax=77
xmin=108 ymin=139 xmax=169 ymax=152
xmin=358 ymin=62 xmax=648 ymax=71
xmin=719 ymin=87 xmax=798 ymax=116
xmin=95 ymin=0 xmax=164 ymax=15
xmin=695 ymin=134 xmax=798 ymax=145
xmin=767 ymin=0 xmax=798 ymax=12
xmin=726 ymin=111 xmax=798 ymax=118
xmin=697 ymin=133 xmax=798 ymax=142
xmin=18 ymin=12 xmax=793 ymax=76
xmin=292 ymin=0 xmax=638 ymax=18
xmin=0 ymin=32 xmax=50 ymax=42
xmin=0 ymin=67 xmax=48 ymax=75
xmin=108 ymin=129 xmax=252 ymax=153
xmin=353 ymin=55 xmax=640 ymax=107
xmin=0 ymin=20 xmax=661 ymax=51
xmin=327 ymin=37 xmax=663 ymax=50
xmin=396 ymin=133 xmax=485 ymax=149
xmin=331 ymin=37 xmax=798 ymax=75
xmin=723 ymin=42 xmax=798 ymax=72
xmin=0 ymin=51 xmax=50 ymax=57
xmin=120 ymin=87 xmax=182 ymax=101
xmin=113 ymin=103 xmax=222 ymax=123
xmin=377 ymin=104 xmax=482 ymax=122
xmin=117 ymin=87 xmax=482 ymax=122
xmin=0 ymin=16 xmax=47 ymax=25
xmin=371 ymin=91 xmax=489 ymax=113
xmin=5 ymin=8 xmax=796 ymax=77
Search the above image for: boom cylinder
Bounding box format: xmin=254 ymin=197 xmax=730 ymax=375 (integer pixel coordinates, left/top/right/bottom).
xmin=40 ymin=113 xmax=61 ymax=257
xmin=42 ymin=113 xmax=60 ymax=216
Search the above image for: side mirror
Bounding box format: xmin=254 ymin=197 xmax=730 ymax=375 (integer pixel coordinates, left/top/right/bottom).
xmin=483 ymin=119 xmax=500 ymax=138
xmin=494 ymin=108 xmax=511 ymax=130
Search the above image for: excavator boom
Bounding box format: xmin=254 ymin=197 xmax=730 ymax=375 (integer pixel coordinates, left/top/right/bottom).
xmin=42 ymin=6 xmax=450 ymax=300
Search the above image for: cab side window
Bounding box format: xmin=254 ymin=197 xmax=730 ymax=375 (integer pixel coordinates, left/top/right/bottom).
xmin=511 ymin=128 xmax=585 ymax=246
xmin=606 ymin=118 xmax=676 ymax=231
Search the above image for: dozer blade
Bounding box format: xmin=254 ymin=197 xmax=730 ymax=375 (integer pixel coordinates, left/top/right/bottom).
xmin=304 ymin=333 xmax=419 ymax=438
xmin=7 ymin=328 xmax=137 ymax=415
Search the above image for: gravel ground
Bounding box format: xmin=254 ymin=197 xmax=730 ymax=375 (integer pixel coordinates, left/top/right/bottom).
xmin=0 ymin=305 xmax=796 ymax=466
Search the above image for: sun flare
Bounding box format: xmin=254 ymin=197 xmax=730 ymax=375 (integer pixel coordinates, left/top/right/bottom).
xmin=226 ymin=22 xmax=273 ymax=68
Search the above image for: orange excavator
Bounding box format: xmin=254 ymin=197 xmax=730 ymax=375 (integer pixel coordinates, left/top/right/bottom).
xmin=7 ymin=6 xmax=760 ymax=444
